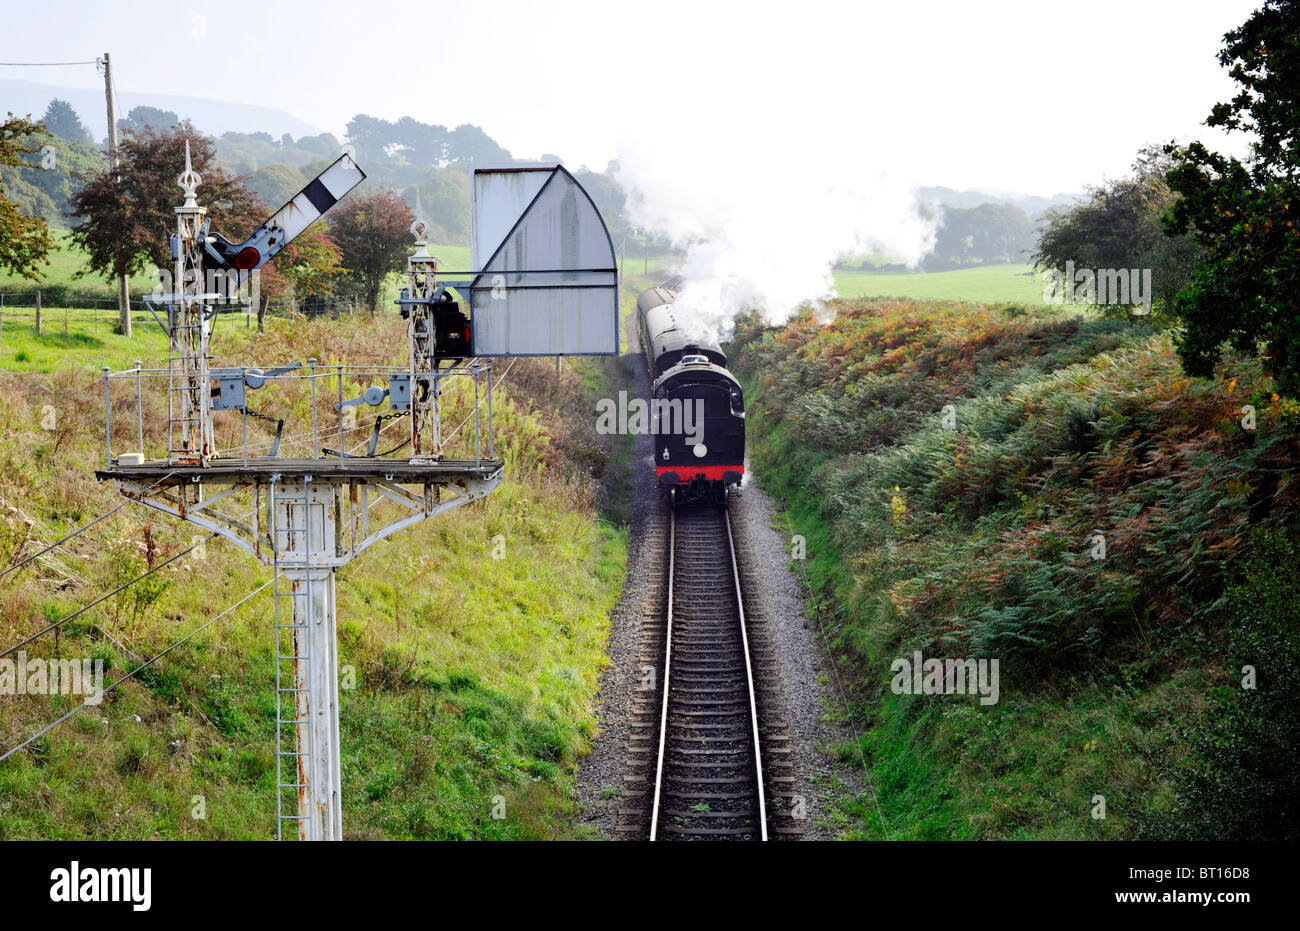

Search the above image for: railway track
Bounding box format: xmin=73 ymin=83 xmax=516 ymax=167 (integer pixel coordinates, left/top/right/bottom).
xmin=617 ymin=500 xmax=801 ymax=840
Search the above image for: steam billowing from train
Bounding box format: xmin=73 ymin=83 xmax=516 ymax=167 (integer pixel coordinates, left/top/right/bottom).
xmin=615 ymin=128 xmax=936 ymax=344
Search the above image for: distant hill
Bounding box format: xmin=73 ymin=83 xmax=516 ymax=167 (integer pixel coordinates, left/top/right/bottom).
xmin=0 ymin=78 xmax=324 ymax=143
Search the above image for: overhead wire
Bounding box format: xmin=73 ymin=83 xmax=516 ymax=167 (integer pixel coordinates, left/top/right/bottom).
xmin=0 ymin=503 xmax=127 ymax=581
xmin=0 ymin=531 xmax=216 ymax=661
xmin=0 ymin=576 xmax=276 ymax=764
xmin=0 ymin=60 xmax=98 ymax=67
xmin=0 ymin=471 xmax=179 ymax=582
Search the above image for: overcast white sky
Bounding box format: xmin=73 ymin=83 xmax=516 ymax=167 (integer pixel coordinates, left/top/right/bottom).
xmin=0 ymin=0 xmax=1260 ymax=195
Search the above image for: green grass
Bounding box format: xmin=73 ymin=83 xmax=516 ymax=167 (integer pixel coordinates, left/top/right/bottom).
xmin=615 ymin=249 xmax=674 ymax=279
xmin=833 ymin=263 xmax=1048 ymax=305
xmin=424 ymin=244 xmax=471 ymax=274
xmin=0 ymin=309 xmax=171 ymax=372
xmin=0 ymin=230 xmax=159 ymax=296
xmin=0 ymin=313 xmax=629 ymax=839
xmin=731 ymin=296 xmax=1300 ymax=839
xmin=0 ymin=302 xmax=356 ymax=374
xmin=8 ymin=231 xmax=1046 ymax=315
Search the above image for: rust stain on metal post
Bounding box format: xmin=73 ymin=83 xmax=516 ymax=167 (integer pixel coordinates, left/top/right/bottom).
xmin=291 ymin=574 xmax=312 ymax=840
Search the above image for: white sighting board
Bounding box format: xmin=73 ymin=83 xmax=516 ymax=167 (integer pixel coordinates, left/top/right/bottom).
xmin=468 ymin=164 xmax=618 ymax=356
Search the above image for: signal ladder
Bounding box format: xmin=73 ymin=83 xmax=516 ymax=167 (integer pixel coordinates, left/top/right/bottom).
xmin=271 ymin=479 xmax=317 ymax=840
xmin=166 ymin=303 xmax=208 ymax=462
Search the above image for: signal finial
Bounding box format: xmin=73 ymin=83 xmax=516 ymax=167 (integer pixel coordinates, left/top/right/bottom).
xmin=178 ymin=139 xmax=202 ymax=208
xmin=410 ymin=187 xmax=430 ymax=255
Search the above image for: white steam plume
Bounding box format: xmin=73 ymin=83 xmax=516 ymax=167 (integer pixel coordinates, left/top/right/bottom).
xmin=615 ymin=129 xmax=936 ymax=344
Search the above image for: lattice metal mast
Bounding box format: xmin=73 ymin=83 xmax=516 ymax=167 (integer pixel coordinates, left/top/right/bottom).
xmin=97 ymin=158 xmax=621 ymax=841
xmin=169 ymin=142 xmax=214 ymax=464
xmin=406 ymin=190 xmax=442 ymax=460
xmin=99 ymin=153 xmax=507 ymax=840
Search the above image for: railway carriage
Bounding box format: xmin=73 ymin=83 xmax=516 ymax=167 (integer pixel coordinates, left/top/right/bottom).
xmin=636 ymin=279 xmax=745 ymax=505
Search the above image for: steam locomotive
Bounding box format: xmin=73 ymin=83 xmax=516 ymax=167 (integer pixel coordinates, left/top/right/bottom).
xmin=635 ymin=277 xmax=745 ymax=506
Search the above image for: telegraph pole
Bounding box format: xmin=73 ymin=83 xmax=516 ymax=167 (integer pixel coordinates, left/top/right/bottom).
xmin=102 ymin=52 xmax=131 ymax=337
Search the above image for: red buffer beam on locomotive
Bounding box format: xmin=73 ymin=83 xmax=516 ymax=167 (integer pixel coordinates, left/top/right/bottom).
xmin=635 ymin=278 xmax=746 ymax=506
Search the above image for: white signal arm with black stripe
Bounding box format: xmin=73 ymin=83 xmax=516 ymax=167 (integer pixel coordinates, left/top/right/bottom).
xmin=201 ymin=153 xmax=366 ymax=273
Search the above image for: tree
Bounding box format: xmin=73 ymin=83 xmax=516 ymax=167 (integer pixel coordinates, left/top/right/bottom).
xmin=293 ymin=133 xmax=342 ymax=160
xmin=446 ymin=124 xmax=511 ymax=166
xmin=41 ymin=99 xmax=92 ymax=145
xmin=0 ymin=127 xmax=105 ymax=224
xmin=345 ymin=114 xmax=393 ymax=166
xmin=216 ymin=131 xmax=278 ymax=174
xmin=1034 ymin=145 xmax=1202 ymax=319
xmin=247 ymin=162 xmax=307 ymax=210
xmin=117 ymin=105 xmax=179 ymax=137
xmin=256 ymin=225 xmax=342 ymax=331
xmin=1163 ymin=0 xmax=1300 ymax=396
xmin=0 ymin=114 xmax=56 ymax=280
xmin=394 ymin=116 xmax=449 ymax=167
xmin=926 ymin=202 xmax=1035 ymax=270
xmin=404 ymin=168 xmax=470 ymax=245
xmin=328 ymin=190 xmax=413 ymax=313
xmin=347 ymin=114 xmax=459 ymax=169
xmin=69 ymin=123 xmax=264 ymax=299
xmin=279 ymin=226 xmax=342 ymax=296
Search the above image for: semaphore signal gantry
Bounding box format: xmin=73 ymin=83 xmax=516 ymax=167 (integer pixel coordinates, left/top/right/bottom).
xmin=93 ymin=153 xmax=619 ymax=840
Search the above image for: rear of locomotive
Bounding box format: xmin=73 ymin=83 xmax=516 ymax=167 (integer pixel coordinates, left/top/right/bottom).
xmin=636 ymin=281 xmax=746 ymax=506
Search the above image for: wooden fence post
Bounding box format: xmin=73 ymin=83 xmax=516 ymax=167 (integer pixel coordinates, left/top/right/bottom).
xmin=35 ymin=290 xmax=42 ymax=336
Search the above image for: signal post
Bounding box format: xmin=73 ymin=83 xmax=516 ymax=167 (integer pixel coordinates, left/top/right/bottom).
xmin=96 ymin=157 xmax=617 ymax=840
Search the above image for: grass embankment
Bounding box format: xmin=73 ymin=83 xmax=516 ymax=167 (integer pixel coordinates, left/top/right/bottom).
xmin=732 ymin=299 xmax=1300 ymax=839
xmin=0 ymin=314 xmax=628 ymax=839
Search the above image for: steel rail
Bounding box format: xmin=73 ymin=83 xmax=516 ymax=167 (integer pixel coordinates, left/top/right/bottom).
xmin=726 ymin=509 xmax=768 ymax=840
xmin=649 ymin=506 xmax=768 ymax=841
xmin=648 ymin=508 xmax=675 ymax=841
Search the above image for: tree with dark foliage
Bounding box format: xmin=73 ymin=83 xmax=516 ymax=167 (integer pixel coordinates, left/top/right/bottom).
xmin=328 ymin=190 xmax=413 ymax=314
xmin=929 ymin=201 xmax=1035 ymax=270
xmin=116 ymin=105 xmax=179 ymax=137
xmin=69 ymin=123 xmax=263 ymax=292
xmin=256 ymin=225 xmax=342 ymax=331
xmin=1034 ymin=145 xmax=1201 ymax=320
xmin=1140 ymin=528 xmax=1300 ymax=840
xmin=1 ymin=120 xmax=105 ymax=224
xmin=1164 ymin=0 xmax=1300 ymax=396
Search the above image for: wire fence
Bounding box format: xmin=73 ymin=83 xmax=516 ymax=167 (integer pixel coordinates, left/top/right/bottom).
xmin=0 ymin=293 xmax=369 ymax=339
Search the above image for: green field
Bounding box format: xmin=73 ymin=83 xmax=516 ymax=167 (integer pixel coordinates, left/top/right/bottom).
xmin=833 ymin=263 xmax=1048 ymax=305
xmin=6 ymin=234 xmax=1049 ymax=317
xmin=0 ymin=231 xmax=158 ymax=296
xmin=423 ymin=244 xmax=471 ymax=273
